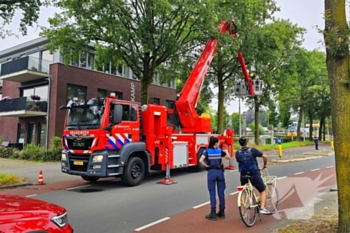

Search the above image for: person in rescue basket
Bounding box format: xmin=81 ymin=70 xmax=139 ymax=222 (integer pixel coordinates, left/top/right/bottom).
xmin=199 ymin=136 xmax=231 ymax=221
xmin=235 ymin=137 xmax=270 ymax=214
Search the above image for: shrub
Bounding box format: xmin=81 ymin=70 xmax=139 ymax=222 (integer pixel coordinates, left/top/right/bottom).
xmin=19 ymin=143 xmax=45 ymax=160
xmin=50 ymin=136 xmax=62 ymax=151
xmin=0 ymin=147 xmax=16 ymax=158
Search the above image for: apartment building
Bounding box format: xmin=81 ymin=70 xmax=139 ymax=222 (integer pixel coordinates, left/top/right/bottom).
xmin=0 ymin=37 xmax=176 ymax=148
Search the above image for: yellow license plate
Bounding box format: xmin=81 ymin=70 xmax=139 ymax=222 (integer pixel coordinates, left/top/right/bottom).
xmin=74 ymin=161 xmax=84 ymax=166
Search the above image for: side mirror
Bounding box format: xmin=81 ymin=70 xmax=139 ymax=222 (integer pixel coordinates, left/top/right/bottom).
xmin=113 ymin=104 xmax=122 ymax=124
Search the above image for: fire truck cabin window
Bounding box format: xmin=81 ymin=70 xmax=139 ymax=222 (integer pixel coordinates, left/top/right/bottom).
xmin=122 ymin=105 xmax=137 ymax=121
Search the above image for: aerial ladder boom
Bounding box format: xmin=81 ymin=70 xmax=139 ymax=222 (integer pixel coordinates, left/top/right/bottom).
xmin=175 ymin=20 xmax=254 ymax=133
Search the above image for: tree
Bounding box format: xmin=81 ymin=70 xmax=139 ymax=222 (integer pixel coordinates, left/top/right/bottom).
xmin=0 ymin=0 xmax=50 ymax=38
xmin=231 ymin=112 xmax=243 ymax=135
xmin=207 ymin=0 xmax=279 ymax=134
xmin=324 ymin=0 xmax=350 ymax=232
xmin=41 ymin=0 xmax=219 ymax=104
xmin=243 ymin=20 xmax=304 ymax=144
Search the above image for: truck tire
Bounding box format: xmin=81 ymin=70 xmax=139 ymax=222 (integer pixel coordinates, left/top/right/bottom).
xmin=121 ymin=157 xmax=145 ymax=186
xmin=190 ymin=147 xmax=206 ymax=171
xmin=81 ymin=175 xmax=99 ymax=182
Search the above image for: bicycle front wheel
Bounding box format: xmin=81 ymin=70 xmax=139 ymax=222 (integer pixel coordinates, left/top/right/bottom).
xmin=238 ymin=189 xmax=257 ymax=227
xmin=265 ymin=183 xmax=279 ymax=214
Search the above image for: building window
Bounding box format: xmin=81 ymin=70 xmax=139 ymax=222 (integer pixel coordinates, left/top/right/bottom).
xmin=117 ymin=65 xmax=124 ymax=77
xmin=17 ymin=123 xmax=26 ymax=143
xmin=111 ymin=91 xmax=123 ymax=99
xmin=80 ymin=51 xmax=87 ymax=68
xmin=87 ymin=53 xmax=95 ymax=70
xmin=28 ymin=52 xmax=39 ymax=59
xmin=98 ymin=89 xmax=107 ymax=98
xmin=153 ymin=73 xmax=159 ymax=85
xmin=67 ymin=84 xmax=87 ymax=103
xmin=166 ymin=100 xmax=175 ymax=109
xmin=22 ymin=85 xmax=48 ymax=100
xmin=42 ymin=50 xmax=53 ymax=62
xmin=39 ymin=122 xmax=47 ymax=147
xmin=111 ymin=64 xmax=117 ymax=75
xmin=152 ymin=98 xmax=160 ymax=105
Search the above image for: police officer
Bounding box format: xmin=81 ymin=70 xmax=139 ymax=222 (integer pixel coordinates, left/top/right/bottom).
xmin=314 ymin=136 xmax=319 ymax=150
xmin=199 ymin=136 xmax=231 ymax=221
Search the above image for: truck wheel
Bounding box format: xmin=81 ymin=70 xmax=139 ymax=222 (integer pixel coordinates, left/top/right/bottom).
xmin=190 ymin=147 xmax=206 ymax=171
xmin=121 ymin=157 xmax=145 ymax=186
xmin=81 ymin=175 xmax=99 ymax=182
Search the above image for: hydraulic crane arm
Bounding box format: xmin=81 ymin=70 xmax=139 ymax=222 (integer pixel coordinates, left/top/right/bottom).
xmin=175 ymin=21 xmax=254 ymax=133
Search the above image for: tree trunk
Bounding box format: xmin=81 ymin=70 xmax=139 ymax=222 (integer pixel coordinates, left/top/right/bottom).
xmin=140 ymin=55 xmax=154 ymax=105
xmin=254 ymin=96 xmax=260 ymax=145
xmin=308 ymin=111 xmax=313 ymax=141
xmin=324 ymin=0 xmax=350 ymax=232
xmin=297 ymin=108 xmax=303 ymax=141
xmin=217 ymin=72 xmax=225 ymax=134
xmin=319 ymin=117 xmax=325 ymax=141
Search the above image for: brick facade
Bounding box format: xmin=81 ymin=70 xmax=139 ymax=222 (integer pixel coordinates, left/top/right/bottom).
xmin=0 ymin=63 xmax=176 ymax=148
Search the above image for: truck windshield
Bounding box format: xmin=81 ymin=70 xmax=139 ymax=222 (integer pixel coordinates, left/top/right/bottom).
xmin=67 ymin=104 xmax=104 ymax=129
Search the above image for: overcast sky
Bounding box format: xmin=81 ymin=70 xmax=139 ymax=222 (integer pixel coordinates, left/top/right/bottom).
xmin=0 ymin=0 xmax=326 ymax=113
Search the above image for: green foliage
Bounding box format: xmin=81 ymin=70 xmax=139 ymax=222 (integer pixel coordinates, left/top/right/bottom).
xmin=0 ymin=147 xmax=16 ymax=158
xmin=50 ymin=136 xmax=61 ymax=151
xmin=0 ymin=173 xmax=26 ymax=186
xmin=0 ymin=0 xmax=52 ymax=38
xmin=41 ymin=0 xmax=220 ymax=104
xmin=19 ymin=143 xmax=45 ymax=160
xmin=231 ymin=112 xmax=244 ymax=134
xmin=248 ymin=122 xmax=265 ymax=135
xmin=0 ymin=137 xmax=61 ymax=162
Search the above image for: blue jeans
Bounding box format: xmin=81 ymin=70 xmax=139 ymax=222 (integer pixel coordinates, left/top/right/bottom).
xmin=207 ymin=169 xmax=226 ymax=210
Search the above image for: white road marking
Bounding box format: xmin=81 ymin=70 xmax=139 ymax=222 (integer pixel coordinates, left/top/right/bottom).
xmin=326 ymin=166 xmax=334 ymax=168
xmin=192 ymin=201 xmax=210 ymax=209
xmin=230 ymin=191 xmax=239 ymax=196
xmin=26 ymin=194 xmax=37 ymax=197
xmin=66 ymin=185 xmax=91 ymax=190
xmin=134 ymin=217 xmax=170 ymax=231
xmin=294 ymin=172 xmax=304 ymax=175
xmin=277 ymin=176 xmax=287 ymax=180
xmin=311 ymin=168 xmax=320 ymax=171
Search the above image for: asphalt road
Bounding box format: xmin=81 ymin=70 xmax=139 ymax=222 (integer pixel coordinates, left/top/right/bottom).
xmin=0 ymin=144 xmax=335 ymax=233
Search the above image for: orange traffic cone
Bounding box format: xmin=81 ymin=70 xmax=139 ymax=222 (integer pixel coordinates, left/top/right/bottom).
xmin=37 ymin=170 xmax=45 ymax=185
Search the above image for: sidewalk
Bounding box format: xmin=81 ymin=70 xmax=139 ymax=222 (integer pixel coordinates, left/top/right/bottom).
xmin=269 ymin=184 xmax=338 ymax=232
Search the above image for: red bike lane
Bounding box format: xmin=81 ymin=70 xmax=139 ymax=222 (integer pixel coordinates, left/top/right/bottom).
xmin=133 ymin=167 xmax=336 ymax=233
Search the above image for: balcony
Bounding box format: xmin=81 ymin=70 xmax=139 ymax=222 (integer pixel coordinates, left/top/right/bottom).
xmin=0 ymin=56 xmax=52 ymax=82
xmin=0 ymin=97 xmax=47 ymax=117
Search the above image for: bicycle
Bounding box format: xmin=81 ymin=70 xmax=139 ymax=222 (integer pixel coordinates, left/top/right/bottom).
xmin=236 ymin=168 xmax=279 ymax=227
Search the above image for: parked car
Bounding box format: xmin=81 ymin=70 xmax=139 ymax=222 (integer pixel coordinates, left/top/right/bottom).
xmin=0 ymin=194 xmax=73 ymax=233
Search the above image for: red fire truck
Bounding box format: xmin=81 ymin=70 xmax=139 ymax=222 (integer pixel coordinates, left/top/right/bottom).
xmin=60 ymin=21 xmax=259 ymax=186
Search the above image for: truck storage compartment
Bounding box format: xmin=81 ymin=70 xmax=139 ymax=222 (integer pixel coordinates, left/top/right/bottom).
xmin=172 ymin=141 xmax=188 ymax=168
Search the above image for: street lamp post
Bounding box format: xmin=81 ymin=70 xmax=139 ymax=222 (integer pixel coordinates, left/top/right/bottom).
xmin=239 ymin=97 xmax=241 ymax=137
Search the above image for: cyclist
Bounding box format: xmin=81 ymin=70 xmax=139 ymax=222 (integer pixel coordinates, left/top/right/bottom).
xmin=199 ymin=136 xmax=231 ymax=221
xmin=235 ymin=137 xmax=270 ymax=214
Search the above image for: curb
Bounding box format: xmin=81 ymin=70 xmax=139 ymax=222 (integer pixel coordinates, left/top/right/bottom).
xmin=0 ymin=182 xmax=33 ymax=190
xmin=271 ymin=152 xmax=334 ymax=163
xmin=272 ymin=156 xmax=322 ymax=163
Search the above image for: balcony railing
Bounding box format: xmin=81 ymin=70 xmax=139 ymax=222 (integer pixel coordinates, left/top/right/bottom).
xmin=0 ymin=56 xmax=52 ymax=82
xmin=0 ymin=97 xmax=47 ymax=116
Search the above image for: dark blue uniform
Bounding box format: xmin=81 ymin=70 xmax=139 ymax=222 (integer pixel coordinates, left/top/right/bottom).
xmin=203 ymin=148 xmax=227 ymax=211
xmin=314 ymin=136 xmax=319 ymax=150
xmin=235 ymin=147 xmax=265 ymax=192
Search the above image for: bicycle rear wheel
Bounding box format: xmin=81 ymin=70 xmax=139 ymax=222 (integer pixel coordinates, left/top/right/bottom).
xmin=265 ymin=183 xmax=279 ymax=214
xmin=238 ymin=189 xmax=257 ymax=227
